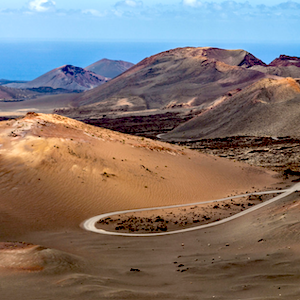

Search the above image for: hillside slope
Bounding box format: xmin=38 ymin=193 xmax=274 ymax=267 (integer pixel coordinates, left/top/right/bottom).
xmin=160 ymin=77 xmax=300 ymax=141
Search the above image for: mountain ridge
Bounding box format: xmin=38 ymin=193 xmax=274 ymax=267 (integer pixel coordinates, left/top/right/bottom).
xmin=61 ymin=47 xmax=268 ymax=116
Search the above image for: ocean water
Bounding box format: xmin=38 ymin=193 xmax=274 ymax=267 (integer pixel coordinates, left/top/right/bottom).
xmin=0 ymin=40 xmax=299 ymax=81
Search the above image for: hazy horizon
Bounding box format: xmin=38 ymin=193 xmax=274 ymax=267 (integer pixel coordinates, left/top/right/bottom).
xmin=1 ymin=0 xmax=300 ymax=80
xmin=1 ymin=40 xmax=300 ymax=81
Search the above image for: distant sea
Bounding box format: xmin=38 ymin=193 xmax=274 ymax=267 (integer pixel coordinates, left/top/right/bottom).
xmin=0 ymin=40 xmax=299 ymax=81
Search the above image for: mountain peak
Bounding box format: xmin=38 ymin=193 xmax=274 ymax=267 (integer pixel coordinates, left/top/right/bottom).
xmin=85 ymin=59 xmax=134 ymax=78
xmin=6 ymin=65 xmax=109 ymax=91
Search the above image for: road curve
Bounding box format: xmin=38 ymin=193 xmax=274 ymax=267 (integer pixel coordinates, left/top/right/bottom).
xmin=82 ymin=183 xmax=300 ymax=237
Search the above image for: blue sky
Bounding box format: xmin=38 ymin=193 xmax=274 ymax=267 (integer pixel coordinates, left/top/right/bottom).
xmin=0 ymin=0 xmax=300 ymax=43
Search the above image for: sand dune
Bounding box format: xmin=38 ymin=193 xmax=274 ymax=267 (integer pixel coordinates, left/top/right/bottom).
xmin=0 ymin=113 xmax=278 ymax=238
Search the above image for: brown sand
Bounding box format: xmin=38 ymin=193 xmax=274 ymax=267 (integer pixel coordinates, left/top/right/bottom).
xmin=1 ymin=113 xmax=299 ymax=299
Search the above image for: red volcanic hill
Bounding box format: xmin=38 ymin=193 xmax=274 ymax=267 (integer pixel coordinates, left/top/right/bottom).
xmin=85 ymin=58 xmax=134 ymax=78
xmin=59 ymin=47 xmax=267 ymax=117
xmin=6 ymin=65 xmax=109 ymax=91
xmin=269 ymin=55 xmax=300 ymax=67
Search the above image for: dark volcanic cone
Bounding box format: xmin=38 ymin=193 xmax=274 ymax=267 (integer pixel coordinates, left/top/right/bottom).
xmin=6 ymin=65 xmax=109 ymax=91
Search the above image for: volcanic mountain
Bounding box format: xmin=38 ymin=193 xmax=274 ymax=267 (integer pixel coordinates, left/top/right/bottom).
xmin=269 ymin=55 xmax=300 ymax=67
xmin=58 ymin=47 xmax=267 ymax=117
xmin=85 ymin=58 xmax=134 ymax=78
xmin=160 ymin=77 xmax=300 ymax=141
xmin=6 ymin=65 xmax=109 ymax=91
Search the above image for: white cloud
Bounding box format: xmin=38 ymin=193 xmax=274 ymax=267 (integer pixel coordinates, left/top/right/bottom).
xmin=124 ymin=0 xmax=140 ymax=7
xmin=1 ymin=1 xmax=299 ymax=21
xmin=82 ymin=9 xmax=106 ymax=17
xmin=182 ymin=0 xmax=203 ymax=7
xmin=28 ymin=0 xmax=56 ymax=12
xmin=113 ymin=0 xmax=144 ymax=17
xmin=114 ymin=0 xmax=143 ymax=8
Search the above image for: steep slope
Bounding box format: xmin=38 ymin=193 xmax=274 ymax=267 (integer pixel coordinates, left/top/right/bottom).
xmin=160 ymin=77 xmax=300 ymax=141
xmin=85 ymin=58 xmax=134 ymax=78
xmin=0 ymin=112 xmax=277 ymax=237
xmin=60 ymin=47 xmax=267 ymax=117
xmin=5 ymin=65 xmax=109 ymax=91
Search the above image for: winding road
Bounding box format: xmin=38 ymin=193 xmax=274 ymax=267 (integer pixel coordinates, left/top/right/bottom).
xmin=82 ymin=183 xmax=300 ymax=237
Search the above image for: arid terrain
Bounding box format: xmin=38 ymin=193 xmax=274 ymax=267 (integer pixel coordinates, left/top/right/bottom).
xmin=1 ymin=47 xmax=300 ymax=300
xmin=1 ymin=47 xmax=300 ymax=142
xmin=2 ymin=113 xmax=299 ymax=299
xmin=176 ymin=136 xmax=300 ymax=173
